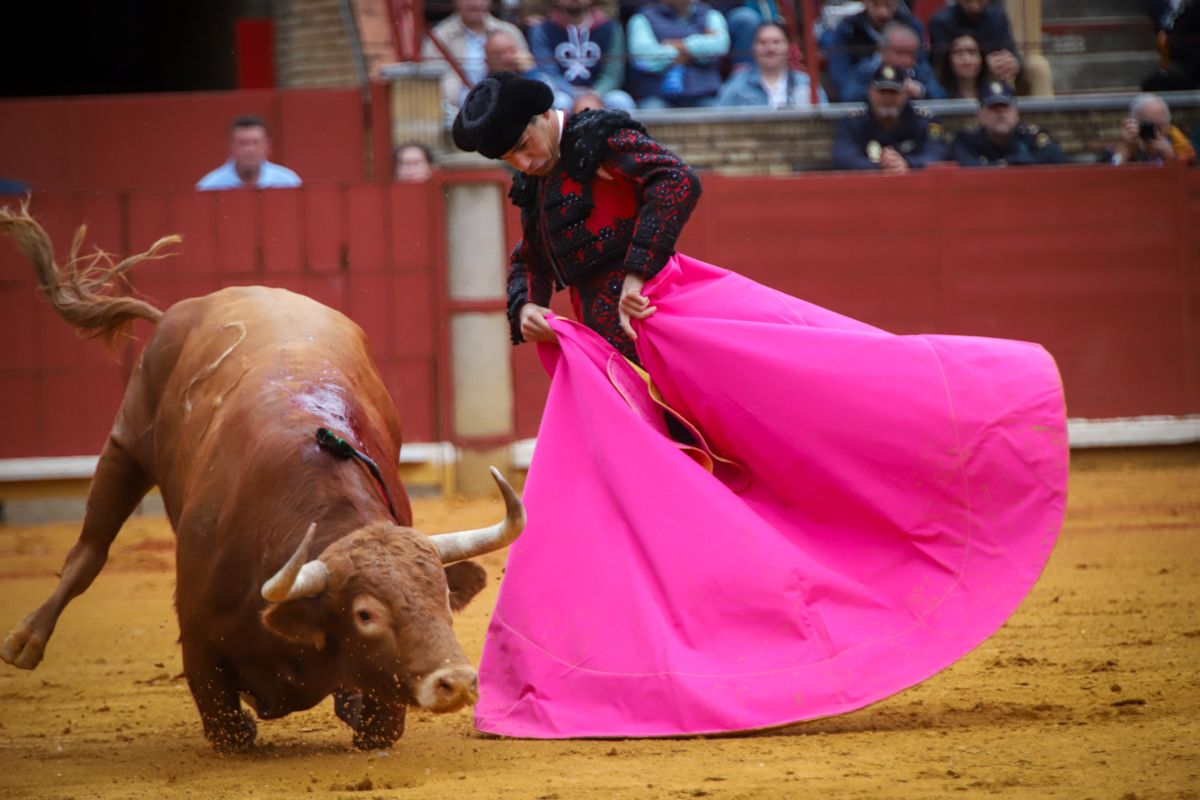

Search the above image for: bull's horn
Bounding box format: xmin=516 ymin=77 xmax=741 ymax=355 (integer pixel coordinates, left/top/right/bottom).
xmin=429 ymin=467 xmax=526 ymax=564
xmin=261 ymin=523 xmax=331 ymax=602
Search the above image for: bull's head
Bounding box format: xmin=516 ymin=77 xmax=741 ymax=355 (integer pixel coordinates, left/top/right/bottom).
xmin=257 ymin=467 xmax=524 ymax=725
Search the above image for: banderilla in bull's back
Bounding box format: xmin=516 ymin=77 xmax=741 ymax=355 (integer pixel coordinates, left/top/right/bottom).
xmin=0 ymin=203 xmax=526 ymax=752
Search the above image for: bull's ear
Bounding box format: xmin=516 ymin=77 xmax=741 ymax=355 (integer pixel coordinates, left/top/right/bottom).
xmin=444 ymin=561 xmax=487 ymax=611
xmin=262 ymin=599 xmax=328 ymax=650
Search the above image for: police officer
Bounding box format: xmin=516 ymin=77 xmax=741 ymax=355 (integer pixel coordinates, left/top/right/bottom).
xmin=952 ymin=81 xmax=1065 ymax=167
xmin=832 ymin=63 xmax=948 ymax=174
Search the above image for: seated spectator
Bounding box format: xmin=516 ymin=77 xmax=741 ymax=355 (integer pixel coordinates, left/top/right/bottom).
xmin=832 ymin=63 xmax=948 ymax=174
xmin=627 ymin=0 xmax=730 ymax=108
xmin=827 ymin=0 xmax=928 ymax=100
xmin=936 ymin=33 xmax=988 ymax=99
xmin=1142 ymin=0 xmax=1200 ymax=91
xmin=929 ymin=0 xmax=1051 ymax=94
xmin=717 ymin=22 xmax=829 ymax=108
xmin=481 ymin=29 xmax=570 ymax=110
xmin=395 ymin=142 xmax=435 ymax=182
xmin=952 ymin=81 xmax=1065 ymax=167
xmin=528 ymin=0 xmax=637 ymax=112
xmin=1109 ymin=93 xmax=1198 ymax=166
xmin=423 ymin=0 xmax=533 ymax=115
xmin=196 ymin=115 xmax=301 ymax=191
xmin=840 ymin=21 xmax=946 ymax=102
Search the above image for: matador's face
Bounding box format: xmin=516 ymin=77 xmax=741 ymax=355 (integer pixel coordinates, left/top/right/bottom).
xmin=500 ymin=111 xmax=561 ymax=177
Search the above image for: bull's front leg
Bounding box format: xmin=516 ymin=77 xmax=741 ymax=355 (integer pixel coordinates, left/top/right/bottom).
xmin=1 ymin=440 xmax=152 ymax=669
xmin=346 ymin=688 xmax=406 ymax=751
xmin=181 ymin=635 xmax=257 ymax=753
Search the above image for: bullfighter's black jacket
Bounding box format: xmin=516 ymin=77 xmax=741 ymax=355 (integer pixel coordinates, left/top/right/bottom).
xmin=506 ymin=109 xmax=701 ymax=361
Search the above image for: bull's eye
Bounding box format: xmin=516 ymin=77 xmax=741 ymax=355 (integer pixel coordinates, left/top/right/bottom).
xmin=357 ymin=610 xmax=371 ymax=622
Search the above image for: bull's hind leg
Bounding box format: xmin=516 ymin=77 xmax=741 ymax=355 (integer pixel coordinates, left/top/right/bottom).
xmin=0 ymin=439 xmax=152 ymax=669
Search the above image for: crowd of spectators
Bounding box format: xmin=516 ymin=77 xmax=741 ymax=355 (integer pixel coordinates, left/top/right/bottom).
xmin=190 ymin=1 xmax=1196 ymax=189
xmin=410 ymin=0 xmax=1063 ymax=116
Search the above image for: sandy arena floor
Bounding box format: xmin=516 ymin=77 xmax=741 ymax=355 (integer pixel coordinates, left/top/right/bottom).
xmin=0 ymin=448 xmax=1197 ymax=800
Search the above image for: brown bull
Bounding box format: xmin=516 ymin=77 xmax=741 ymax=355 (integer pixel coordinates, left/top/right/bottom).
xmin=0 ymin=206 xmax=524 ymax=752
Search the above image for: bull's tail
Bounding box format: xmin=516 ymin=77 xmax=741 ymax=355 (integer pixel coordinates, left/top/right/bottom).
xmin=0 ymin=200 xmax=179 ymax=345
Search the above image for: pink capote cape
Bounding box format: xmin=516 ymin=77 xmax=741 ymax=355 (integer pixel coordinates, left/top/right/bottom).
xmin=476 ymin=254 xmax=1067 ymax=738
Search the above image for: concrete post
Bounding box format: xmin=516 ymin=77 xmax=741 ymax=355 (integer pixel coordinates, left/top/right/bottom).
xmin=442 ymin=181 xmax=516 ymax=494
xmin=1007 ymin=0 xmax=1054 ymax=96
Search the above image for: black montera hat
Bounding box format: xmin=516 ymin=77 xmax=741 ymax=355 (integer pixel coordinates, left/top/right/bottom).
xmin=981 ymin=80 xmax=1017 ymax=107
xmin=452 ymin=72 xmax=555 ymax=159
xmin=871 ymin=63 xmax=906 ymax=91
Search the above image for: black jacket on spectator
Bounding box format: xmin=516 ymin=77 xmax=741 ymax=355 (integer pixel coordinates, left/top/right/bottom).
xmin=826 ymin=6 xmax=929 ymax=84
xmin=952 ymin=124 xmax=1066 ymax=166
xmin=831 ymin=105 xmax=948 ymax=170
xmin=929 ymin=3 xmax=1020 ymax=61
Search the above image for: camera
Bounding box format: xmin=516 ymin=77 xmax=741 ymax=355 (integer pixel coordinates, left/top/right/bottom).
xmin=1138 ymin=122 xmax=1159 ymax=141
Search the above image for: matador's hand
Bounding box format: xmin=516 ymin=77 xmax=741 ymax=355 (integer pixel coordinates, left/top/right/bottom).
xmin=519 ymin=303 xmax=558 ymax=344
xmin=618 ymin=272 xmax=656 ymax=341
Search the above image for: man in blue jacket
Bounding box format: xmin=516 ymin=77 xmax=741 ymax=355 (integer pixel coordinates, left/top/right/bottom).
xmin=826 ymin=0 xmax=929 ymax=101
xmin=838 ymin=21 xmax=946 ymax=102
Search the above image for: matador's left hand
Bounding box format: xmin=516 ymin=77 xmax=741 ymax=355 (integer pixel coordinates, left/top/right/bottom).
xmin=618 ymin=272 xmax=656 ymax=341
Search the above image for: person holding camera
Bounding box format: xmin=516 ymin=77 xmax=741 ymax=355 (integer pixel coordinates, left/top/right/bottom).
xmin=1111 ymin=93 xmax=1197 ymax=166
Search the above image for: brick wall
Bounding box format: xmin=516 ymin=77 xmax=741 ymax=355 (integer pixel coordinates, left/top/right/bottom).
xmin=635 ymin=97 xmax=1200 ymax=173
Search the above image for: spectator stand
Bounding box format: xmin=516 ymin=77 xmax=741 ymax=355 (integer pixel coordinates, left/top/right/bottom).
xmin=630 ymin=89 xmax=1200 ymax=171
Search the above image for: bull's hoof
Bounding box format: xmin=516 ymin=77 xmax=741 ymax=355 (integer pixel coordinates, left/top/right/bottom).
xmin=206 ymin=710 xmax=257 ymax=754
xmin=334 ymin=689 xmax=363 ymax=729
xmin=352 ymin=728 xmax=402 ymax=751
xmin=1 ymin=624 xmax=46 ymax=670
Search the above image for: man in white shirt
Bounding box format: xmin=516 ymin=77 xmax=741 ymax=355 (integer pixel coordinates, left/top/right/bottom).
xmin=196 ymin=116 xmax=302 ymax=191
xmin=422 ymin=0 xmax=533 ymax=115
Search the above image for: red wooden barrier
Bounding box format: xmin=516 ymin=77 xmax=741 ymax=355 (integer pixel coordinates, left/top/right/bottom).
xmin=0 ymin=88 xmax=373 ymax=192
xmin=511 ymin=164 xmax=1200 ymax=438
xmin=1 ymin=165 xmax=1196 ymax=460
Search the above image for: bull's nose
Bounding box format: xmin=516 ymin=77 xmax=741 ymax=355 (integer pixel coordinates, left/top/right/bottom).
xmin=417 ymin=666 xmax=478 ymax=711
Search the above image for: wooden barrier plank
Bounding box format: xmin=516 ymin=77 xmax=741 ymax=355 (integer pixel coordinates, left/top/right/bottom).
xmin=302 ymin=274 xmax=348 ymax=314
xmin=260 ymin=189 xmax=304 ymax=273
xmin=213 ymin=191 xmax=259 ymax=273
xmin=349 ymin=272 xmax=395 ymax=359
xmin=0 ymin=375 xmax=40 ymax=459
xmin=387 ymin=358 xmax=437 ymax=443
xmin=347 ymin=185 xmax=390 ymax=270
xmin=38 ymin=369 xmax=125 ymax=457
xmin=393 ymin=272 xmax=435 ymax=358
xmin=304 ymin=186 xmax=346 ymax=272
xmin=278 ymin=90 xmax=364 ymax=183
xmin=389 ymin=184 xmax=434 ymax=272
xmin=163 ymin=192 xmax=217 ymax=278
xmin=0 ymin=286 xmax=37 ymax=371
